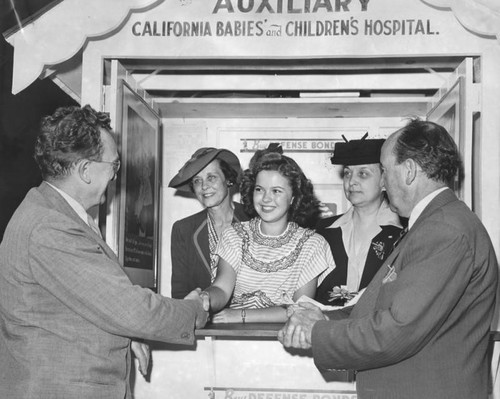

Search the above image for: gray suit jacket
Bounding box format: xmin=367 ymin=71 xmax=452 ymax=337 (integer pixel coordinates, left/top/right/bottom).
xmin=312 ymin=189 xmax=498 ymax=399
xmin=0 ymin=182 xmax=203 ymax=399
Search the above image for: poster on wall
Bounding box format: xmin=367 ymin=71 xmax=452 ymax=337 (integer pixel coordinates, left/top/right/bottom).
xmin=115 ymin=79 xmax=162 ymax=291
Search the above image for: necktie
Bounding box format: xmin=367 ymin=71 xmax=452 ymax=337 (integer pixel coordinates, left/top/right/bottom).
xmin=392 ymin=227 xmax=408 ymax=251
xmin=87 ymin=214 xmax=102 ymax=238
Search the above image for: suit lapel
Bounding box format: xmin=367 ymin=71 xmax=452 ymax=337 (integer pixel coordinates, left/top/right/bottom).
xmin=322 ymin=228 xmax=349 ymax=285
xmin=39 ymin=182 xmax=89 ymax=229
xmin=408 ymin=189 xmax=457 ymax=233
xmin=193 ymin=217 xmax=211 ymax=275
xmin=350 ymin=189 xmax=458 ymax=318
xmin=387 ymin=189 xmax=457 ymax=266
xmin=350 ymin=241 xmax=403 ymax=317
xmin=359 ymin=227 xmax=398 ymax=289
xmin=192 ymin=203 xmax=247 ymax=277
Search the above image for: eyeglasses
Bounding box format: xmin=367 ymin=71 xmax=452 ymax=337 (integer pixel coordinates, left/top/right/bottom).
xmin=91 ymin=159 xmax=121 ymax=174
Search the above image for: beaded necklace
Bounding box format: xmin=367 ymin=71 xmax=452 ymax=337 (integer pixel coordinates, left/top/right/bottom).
xmin=233 ymin=218 xmax=315 ymax=273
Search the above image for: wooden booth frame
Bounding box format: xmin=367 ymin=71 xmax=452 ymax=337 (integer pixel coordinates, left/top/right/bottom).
xmin=109 ymin=79 xmax=162 ymax=291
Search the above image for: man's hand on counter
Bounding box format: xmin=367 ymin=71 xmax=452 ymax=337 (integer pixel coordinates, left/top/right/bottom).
xmin=278 ymin=302 xmax=328 ymax=350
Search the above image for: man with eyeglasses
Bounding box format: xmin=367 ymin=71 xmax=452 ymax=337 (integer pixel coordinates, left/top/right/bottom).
xmin=0 ymin=105 xmax=208 ymax=399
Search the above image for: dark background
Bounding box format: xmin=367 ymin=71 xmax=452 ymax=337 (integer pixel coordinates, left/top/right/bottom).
xmin=0 ymin=0 xmax=77 ymax=240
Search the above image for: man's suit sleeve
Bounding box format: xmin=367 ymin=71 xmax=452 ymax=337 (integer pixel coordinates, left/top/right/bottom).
xmin=311 ymin=219 xmax=476 ymax=371
xmin=324 ymin=306 xmax=353 ymax=320
xmin=29 ymin=218 xmax=201 ymax=344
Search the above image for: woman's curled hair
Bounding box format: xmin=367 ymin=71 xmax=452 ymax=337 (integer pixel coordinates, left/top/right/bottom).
xmin=240 ymin=152 xmax=321 ymax=228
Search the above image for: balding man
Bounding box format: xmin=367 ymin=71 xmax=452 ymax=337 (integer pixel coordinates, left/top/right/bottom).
xmin=279 ymin=119 xmax=498 ymax=399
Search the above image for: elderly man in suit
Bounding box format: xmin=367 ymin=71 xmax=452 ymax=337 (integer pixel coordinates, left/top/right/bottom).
xmin=0 ymin=105 xmax=208 ymax=399
xmin=278 ymin=119 xmax=498 ymax=399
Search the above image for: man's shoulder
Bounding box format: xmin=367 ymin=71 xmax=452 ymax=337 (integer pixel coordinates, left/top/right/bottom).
xmin=2 ymin=185 xmax=75 ymax=248
xmin=411 ymin=194 xmax=493 ymax=257
xmin=7 ymin=186 xmax=51 ymax=225
xmin=426 ymin=193 xmax=482 ymax=232
xmin=440 ymin=200 xmax=492 ymax=244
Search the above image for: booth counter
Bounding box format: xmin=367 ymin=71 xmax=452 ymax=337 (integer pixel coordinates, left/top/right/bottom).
xmin=133 ymin=322 xmax=356 ymax=399
xmin=132 ymin=323 xmax=500 ymax=399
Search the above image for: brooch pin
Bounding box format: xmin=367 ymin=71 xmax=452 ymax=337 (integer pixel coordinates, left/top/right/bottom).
xmin=372 ymin=241 xmax=385 ymax=260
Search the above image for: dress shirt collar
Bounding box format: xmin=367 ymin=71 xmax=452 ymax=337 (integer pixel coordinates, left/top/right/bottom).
xmin=408 ymin=187 xmax=448 ymax=230
xmin=45 ymin=181 xmax=90 ymax=226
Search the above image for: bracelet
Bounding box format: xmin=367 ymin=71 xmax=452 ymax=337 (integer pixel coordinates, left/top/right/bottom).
xmin=241 ymin=308 xmax=246 ymax=324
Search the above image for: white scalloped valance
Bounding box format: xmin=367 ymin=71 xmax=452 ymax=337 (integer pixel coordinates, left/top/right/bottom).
xmin=6 ymin=0 xmax=161 ymax=94
xmin=5 ymin=0 xmax=500 ymax=95
xmin=421 ymin=0 xmax=500 ymax=38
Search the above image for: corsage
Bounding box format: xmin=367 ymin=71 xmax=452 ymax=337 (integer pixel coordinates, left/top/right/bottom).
xmin=328 ymin=285 xmax=357 ymax=304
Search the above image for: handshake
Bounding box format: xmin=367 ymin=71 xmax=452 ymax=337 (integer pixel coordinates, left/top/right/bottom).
xmin=183 ymin=288 xmax=211 ymax=329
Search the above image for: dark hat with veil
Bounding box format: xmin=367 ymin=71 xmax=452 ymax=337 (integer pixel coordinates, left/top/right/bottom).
xmin=331 ymin=133 xmax=385 ymax=166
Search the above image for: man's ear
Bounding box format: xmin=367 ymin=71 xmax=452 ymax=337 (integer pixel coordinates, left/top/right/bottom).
xmin=404 ymin=159 xmax=418 ymax=185
xmin=77 ymin=160 xmax=92 ymax=184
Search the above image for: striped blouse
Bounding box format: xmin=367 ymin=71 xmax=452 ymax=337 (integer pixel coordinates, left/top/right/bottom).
xmin=217 ymin=218 xmax=335 ymax=309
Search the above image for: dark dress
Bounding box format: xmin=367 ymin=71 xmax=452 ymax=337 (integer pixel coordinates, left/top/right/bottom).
xmin=170 ymin=202 xmax=249 ymax=299
xmin=315 ymin=211 xmax=403 ymax=306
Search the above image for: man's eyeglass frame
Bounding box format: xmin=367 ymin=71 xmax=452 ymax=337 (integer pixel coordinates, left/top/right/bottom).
xmin=90 ymin=159 xmax=121 ymax=174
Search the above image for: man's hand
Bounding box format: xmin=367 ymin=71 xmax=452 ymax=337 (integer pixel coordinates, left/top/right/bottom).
xmin=184 ymin=288 xmax=202 ymax=301
xmin=131 ymin=341 xmax=150 ymax=377
xmin=184 ymin=288 xmax=209 ymax=329
xmin=277 ymin=302 xmax=327 ymax=349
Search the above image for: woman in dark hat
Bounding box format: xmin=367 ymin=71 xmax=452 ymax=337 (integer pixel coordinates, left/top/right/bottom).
xmin=314 ymin=134 xmax=404 ymax=306
xmin=198 ymin=150 xmax=334 ymax=323
xmin=168 ymin=148 xmax=249 ymax=299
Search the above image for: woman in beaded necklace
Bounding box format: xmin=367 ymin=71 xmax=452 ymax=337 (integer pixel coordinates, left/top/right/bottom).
xmin=199 ymin=150 xmax=335 ymax=323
